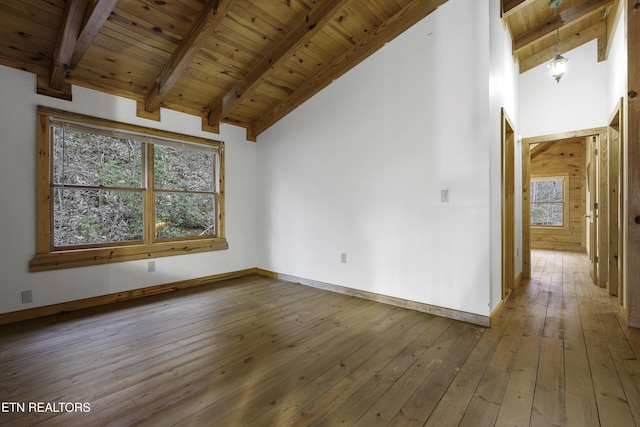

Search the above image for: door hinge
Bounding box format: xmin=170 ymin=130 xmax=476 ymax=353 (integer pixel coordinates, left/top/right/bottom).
xmin=595 ymin=256 xmax=599 ymax=263
xmin=594 ymin=202 xmax=598 ymax=210
xmin=594 ymin=148 xmax=598 ymax=156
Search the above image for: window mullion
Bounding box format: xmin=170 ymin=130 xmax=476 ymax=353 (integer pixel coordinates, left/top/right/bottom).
xmin=145 ymin=143 xmax=155 ymax=244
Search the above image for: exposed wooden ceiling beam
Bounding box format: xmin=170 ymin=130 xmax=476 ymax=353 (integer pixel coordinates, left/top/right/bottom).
xmin=207 ymin=0 xmax=352 ymax=129
xmin=513 ymin=0 xmax=613 ymax=54
xmin=602 ymin=0 xmax=623 ymax=61
xmin=530 ymin=140 xmax=566 ymax=158
xmin=519 ymin=20 xmax=605 ymax=73
xmin=250 ymin=0 xmax=449 ymax=137
xmin=50 ymin=0 xmax=87 ymax=90
xmin=144 ymin=0 xmax=233 ymax=114
xmin=69 ymin=0 xmax=120 ymax=69
xmin=502 ymin=0 xmax=534 ymax=18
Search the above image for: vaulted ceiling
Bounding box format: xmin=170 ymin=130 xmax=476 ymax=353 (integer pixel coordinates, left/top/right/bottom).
xmin=0 ymin=0 xmax=622 ymax=140
xmin=502 ymin=0 xmax=619 ymax=73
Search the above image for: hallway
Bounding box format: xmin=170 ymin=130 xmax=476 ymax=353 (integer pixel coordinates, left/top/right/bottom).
xmin=477 ymin=249 xmax=640 ymax=426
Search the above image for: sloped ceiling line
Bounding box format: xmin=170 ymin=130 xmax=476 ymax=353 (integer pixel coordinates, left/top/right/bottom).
xmin=250 ymin=0 xmax=449 ymax=137
xmin=206 ymin=0 xmax=353 ymax=133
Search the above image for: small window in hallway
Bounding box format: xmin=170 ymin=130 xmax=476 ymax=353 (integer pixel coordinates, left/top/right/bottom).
xmin=531 ymin=177 xmax=565 ymax=226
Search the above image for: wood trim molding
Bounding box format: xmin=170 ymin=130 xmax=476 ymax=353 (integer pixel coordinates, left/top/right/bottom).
xmin=514 ymin=272 xmax=522 ymax=288
xmin=627 ymin=0 xmax=640 ymax=327
xmin=0 ymin=268 xmax=257 ymax=325
xmin=491 ymin=273 xmax=520 ymax=322
xmin=502 ymin=108 xmax=516 ymax=300
xmin=490 ymin=297 xmax=507 ymax=320
xmin=30 ymin=238 xmax=230 ymax=272
xmin=3 ymin=267 xmax=493 ymax=328
xmin=256 ymin=268 xmax=278 ymax=278
xmin=258 ymin=270 xmax=491 ymax=327
xmin=522 ymin=139 xmax=531 ymax=279
xmin=522 ymin=127 xmax=608 ymax=145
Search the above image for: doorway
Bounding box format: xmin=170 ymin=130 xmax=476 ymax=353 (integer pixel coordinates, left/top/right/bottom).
xmin=521 ymin=127 xmax=607 ymax=280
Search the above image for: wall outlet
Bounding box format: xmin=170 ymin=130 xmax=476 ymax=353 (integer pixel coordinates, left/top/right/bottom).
xmin=341 ymin=253 xmax=347 ymax=264
xmin=148 ymin=261 xmax=156 ymax=272
xmin=22 ymin=290 xmax=32 ymax=304
xmin=441 ymin=189 xmax=450 ymax=203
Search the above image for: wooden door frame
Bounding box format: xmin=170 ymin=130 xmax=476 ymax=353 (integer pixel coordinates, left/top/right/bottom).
xmin=597 ymin=131 xmax=609 ymax=288
xmin=608 ymin=98 xmax=624 ymax=300
xmin=502 ymin=108 xmax=515 ymax=300
xmin=627 ymin=0 xmax=640 ymax=327
xmin=587 ymin=135 xmax=598 ymax=285
xmin=521 ymin=127 xmax=607 ymax=279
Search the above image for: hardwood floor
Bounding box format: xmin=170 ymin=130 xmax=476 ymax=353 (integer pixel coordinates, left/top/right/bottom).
xmin=1 ymin=250 xmax=639 ymax=426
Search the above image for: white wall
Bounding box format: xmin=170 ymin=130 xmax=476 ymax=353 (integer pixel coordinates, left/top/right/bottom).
xmin=0 ymin=65 xmax=257 ymax=315
xmin=256 ymin=0 xmax=515 ymax=318
xmin=607 ymin=8 xmax=627 ymax=114
xmin=519 ymin=40 xmax=609 ymax=137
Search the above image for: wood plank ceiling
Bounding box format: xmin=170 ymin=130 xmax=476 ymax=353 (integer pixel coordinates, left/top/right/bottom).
xmin=503 ymin=0 xmax=620 ymax=73
xmin=0 ymin=0 xmax=621 ymax=140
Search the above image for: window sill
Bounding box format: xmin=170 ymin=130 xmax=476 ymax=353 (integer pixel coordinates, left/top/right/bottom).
xmin=531 ymin=225 xmax=571 ymax=235
xmin=29 ymin=238 xmax=228 ymax=272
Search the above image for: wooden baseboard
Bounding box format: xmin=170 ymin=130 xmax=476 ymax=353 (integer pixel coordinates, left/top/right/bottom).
xmin=491 ymin=297 xmax=504 ymax=316
xmin=256 ymin=268 xmax=278 ymax=278
xmin=258 ymin=270 xmax=490 ymax=327
xmin=514 ymin=272 xmax=522 ymax=288
xmin=490 ymin=273 xmax=521 ymax=323
xmin=3 ymin=267 xmax=492 ymax=327
xmin=0 ymin=268 xmax=258 ymax=325
xmin=628 ymin=315 xmax=640 ymax=329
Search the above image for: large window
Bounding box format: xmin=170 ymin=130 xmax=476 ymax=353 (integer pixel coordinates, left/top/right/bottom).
xmin=530 ymin=177 xmax=565 ymax=227
xmin=31 ymin=107 xmax=226 ymax=271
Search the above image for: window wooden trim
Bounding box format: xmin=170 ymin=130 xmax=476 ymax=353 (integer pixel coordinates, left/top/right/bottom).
xmin=30 ymin=106 xmax=227 ymax=272
xmin=530 ymin=174 xmax=569 ymax=230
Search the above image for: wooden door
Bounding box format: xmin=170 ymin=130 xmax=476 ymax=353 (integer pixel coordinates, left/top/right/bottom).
xmin=608 ymin=120 xmax=620 ymax=296
xmin=597 ymin=132 xmax=609 ymax=289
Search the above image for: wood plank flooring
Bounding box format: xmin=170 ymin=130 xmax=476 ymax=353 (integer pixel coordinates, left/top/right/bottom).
xmin=1 ymin=250 xmax=639 ymax=426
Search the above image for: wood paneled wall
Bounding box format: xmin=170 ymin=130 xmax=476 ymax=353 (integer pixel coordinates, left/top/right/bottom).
xmin=530 ymin=138 xmax=585 ymax=251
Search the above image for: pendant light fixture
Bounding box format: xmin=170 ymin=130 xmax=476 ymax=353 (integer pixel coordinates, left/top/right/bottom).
xmin=548 ymin=0 xmax=568 ymax=83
